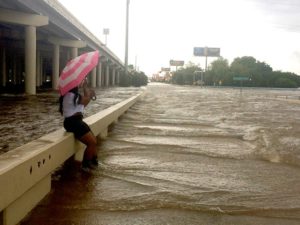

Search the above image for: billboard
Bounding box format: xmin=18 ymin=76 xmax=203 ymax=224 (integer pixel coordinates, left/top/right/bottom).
xmin=207 ymin=47 xmax=220 ymax=57
xmin=103 ymin=28 xmax=110 ymax=35
xmin=194 ymin=47 xmax=220 ymax=57
xmin=170 ymin=60 xmax=184 ymax=66
xmin=193 ymin=47 xmax=205 ymax=56
xmin=161 ymin=67 xmax=171 ymax=72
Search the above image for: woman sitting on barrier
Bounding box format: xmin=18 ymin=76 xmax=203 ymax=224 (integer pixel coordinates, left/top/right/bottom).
xmin=59 ymin=79 xmax=98 ymax=172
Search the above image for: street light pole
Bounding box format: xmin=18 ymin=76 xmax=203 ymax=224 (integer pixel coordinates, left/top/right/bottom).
xmin=125 ymin=0 xmax=130 ymax=75
xmin=103 ymin=28 xmax=109 ymax=46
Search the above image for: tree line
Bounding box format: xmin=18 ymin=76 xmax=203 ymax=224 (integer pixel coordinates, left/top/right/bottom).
xmin=119 ymin=65 xmax=148 ymax=87
xmin=171 ymin=56 xmax=300 ymax=88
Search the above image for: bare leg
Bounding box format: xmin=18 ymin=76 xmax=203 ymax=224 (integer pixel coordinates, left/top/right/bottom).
xmin=79 ymin=131 xmax=97 ymax=161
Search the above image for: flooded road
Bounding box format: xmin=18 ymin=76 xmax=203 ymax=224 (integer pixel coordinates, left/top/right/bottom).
xmin=9 ymin=83 xmax=300 ymax=224
xmin=0 ymin=87 xmax=142 ymax=153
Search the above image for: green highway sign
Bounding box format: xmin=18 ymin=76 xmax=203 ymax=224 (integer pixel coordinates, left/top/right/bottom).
xmin=170 ymin=60 xmax=184 ymax=66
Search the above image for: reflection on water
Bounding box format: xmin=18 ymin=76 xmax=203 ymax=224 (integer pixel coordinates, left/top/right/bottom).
xmin=17 ymin=84 xmax=300 ymax=224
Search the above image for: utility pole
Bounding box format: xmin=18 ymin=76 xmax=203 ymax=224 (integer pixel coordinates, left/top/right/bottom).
xmin=125 ymin=0 xmax=130 ymax=75
xmin=103 ymin=28 xmax=109 ymax=46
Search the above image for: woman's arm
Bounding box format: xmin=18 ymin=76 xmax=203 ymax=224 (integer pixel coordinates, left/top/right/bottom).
xmin=79 ymin=80 xmax=96 ymax=106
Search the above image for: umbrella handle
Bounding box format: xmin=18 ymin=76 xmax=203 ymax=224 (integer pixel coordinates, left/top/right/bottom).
xmin=83 ymin=79 xmax=97 ymax=100
xmin=89 ymin=88 xmax=97 ymax=101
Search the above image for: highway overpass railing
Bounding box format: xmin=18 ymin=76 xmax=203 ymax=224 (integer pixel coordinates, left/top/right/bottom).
xmin=0 ymin=91 xmax=145 ymax=225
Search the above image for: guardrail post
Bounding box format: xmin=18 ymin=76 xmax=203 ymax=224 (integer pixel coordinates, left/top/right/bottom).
xmin=2 ymin=175 xmax=51 ymax=225
xmin=100 ymin=128 xmax=108 ymax=139
xmin=74 ymin=141 xmax=85 ymax=162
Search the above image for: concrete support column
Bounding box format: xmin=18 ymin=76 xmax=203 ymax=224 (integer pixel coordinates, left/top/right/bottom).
xmin=43 ymin=61 xmax=47 ymax=84
xmin=52 ymin=44 xmax=60 ymax=90
xmin=101 ymin=64 xmax=105 ymax=86
xmin=116 ymin=71 xmax=120 ymax=85
xmin=91 ymin=67 xmax=96 ymax=88
xmin=66 ymin=51 xmax=71 ymax=61
xmin=96 ymin=62 xmax=102 ymax=87
xmin=13 ymin=56 xmax=17 ymax=84
xmin=40 ymin=57 xmax=44 ymax=86
xmin=1 ymin=48 xmax=6 ymax=87
xmin=0 ymin=8 xmax=48 ymax=93
xmin=105 ymin=64 xmax=109 ymax=87
xmin=112 ymin=67 xmax=116 ymax=86
xmin=16 ymin=56 xmax=22 ymax=85
xmin=25 ymin=25 xmax=36 ymax=95
xmin=39 ymin=56 xmax=43 ymax=87
xmin=48 ymin=37 xmax=85 ymax=60
xmin=71 ymin=47 xmax=78 ymax=59
xmin=36 ymin=51 xmax=41 ymax=87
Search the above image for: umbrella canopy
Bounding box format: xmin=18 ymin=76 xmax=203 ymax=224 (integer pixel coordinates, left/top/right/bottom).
xmin=58 ymin=50 xmax=99 ymax=96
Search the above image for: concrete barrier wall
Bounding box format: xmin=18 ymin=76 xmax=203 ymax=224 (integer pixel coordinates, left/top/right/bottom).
xmin=0 ymin=91 xmax=144 ymax=225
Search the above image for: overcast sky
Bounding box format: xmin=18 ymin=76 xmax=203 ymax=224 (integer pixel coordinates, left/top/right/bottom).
xmin=58 ymin=0 xmax=300 ymax=76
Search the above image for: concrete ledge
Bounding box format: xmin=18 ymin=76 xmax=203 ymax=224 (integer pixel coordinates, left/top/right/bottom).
xmin=3 ymin=175 xmax=51 ymax=225
xmin=0 ymin=91 xmax=144 ymax=225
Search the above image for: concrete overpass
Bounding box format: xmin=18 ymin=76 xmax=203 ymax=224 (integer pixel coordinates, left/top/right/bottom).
xmin=0 ymin=0 xmax=124 ymax=95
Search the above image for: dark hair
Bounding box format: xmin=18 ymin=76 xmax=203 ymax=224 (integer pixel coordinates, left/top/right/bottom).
xmin=58 ymin=86 xmax=81 ymax=115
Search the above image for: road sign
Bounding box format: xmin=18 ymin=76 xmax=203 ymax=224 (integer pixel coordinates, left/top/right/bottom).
xmin=161 ymin=67 xmax=171 ymax=72
xmin=193 ymin=47 xmax=220 ymax=57
xmin=103 ymin=28 xmax=110 ymax=35
xmin=193 ymin=47 xmax=205 ymax=56
xmin=170 ymin=60 xmax=184 ymax=66
xmin=206 ymin=47 xmax=220 ymax=57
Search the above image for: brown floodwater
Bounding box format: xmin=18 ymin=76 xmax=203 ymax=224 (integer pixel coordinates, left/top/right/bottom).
xmin=0 ymin=87 xmax=142 ymax=153
xmin=3 ymin=83 xmax=300 ymax=225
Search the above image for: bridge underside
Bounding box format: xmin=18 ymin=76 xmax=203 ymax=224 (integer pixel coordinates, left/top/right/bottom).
xmin=0 ymin=0 xmax=123 ymax=94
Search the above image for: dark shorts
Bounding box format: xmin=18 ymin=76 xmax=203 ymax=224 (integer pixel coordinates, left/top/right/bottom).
xmin=63 ymin=114 xmax=91 ymax=139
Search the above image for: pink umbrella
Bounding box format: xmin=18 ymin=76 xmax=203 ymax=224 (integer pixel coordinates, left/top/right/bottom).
xmin=58 ymin=50 xmax=99 ymax=96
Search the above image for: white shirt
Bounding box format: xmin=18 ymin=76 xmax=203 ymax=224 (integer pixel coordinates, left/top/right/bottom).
xmin=63 ymin=92 xmax=84 ymax=118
